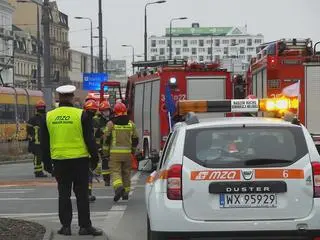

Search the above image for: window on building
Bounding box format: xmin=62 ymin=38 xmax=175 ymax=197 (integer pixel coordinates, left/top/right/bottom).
xmin=247 ymin=39 xmax=252 ymax=46
xmin=223 ymin=47 xmax=228 ymax=55
xmin=199 ymin=48 xmax=206 ymax=53
xmin=190 ymin=40 xmax=197 ymax=45
xmin=159 ymin=56 xmax=166 ymax=60
xmin=247 ymin=47 xmax=254 ymax=52
xmin=151 ymin=48 xmax=158 ymax=53
xmin=222 ymin=39 xmax=229 ymax=44
xmin=151 ymin=56 xmax=157 ymax=61
xmin=208 ymin=47 xmax=212 ymax=54
xmin=167 ymin=40 xmax=170 ymax=47
xmin=182 ymin=48 xmax=189 ymax=53
xmin=239 ymin=39 xmax=246 ymax=44
xmin=183 ymin=56 xmax=189 ymax=61
xmin=160 ymin=48 xmax=165 ymax=55
xmin=158 ymin=40 xmax=166 ymax=45
xmin=183 ymin=40 xmax=188 ymax=47
xmin=199 ymin=40 xmax=204 ymax=47
xmin=231 ymin=39 xmax=237 ymax=46
xmin=199 ymin=56 xmax=204 ymax=61
xmin=215 ymin=55 xmax=220 ymax=62
xmin=174 ymin=40 xmax=181 ymax=45
xmin=206 ymin=39 xmax=212 ymax=45
xmin=215 ymin=39 xmax=220 ymax=47
xmin=215 ymin=48 xmax=222 ymax=53
xmin=176 ymin=48 xmax=181 ymax=55
xmin=175 ymin=56 xmax=182 ymax=60
xmin=191 ymin=48 xmax=197 ymax=55
xmin=240 ymin=47 xmax=245 ymax=54
xmin=255 ymin=39 xmax=262 ymax=44
xmin=151 ymin=40 xmax=156 ymax=47
xmin=247 ymin=55 xmax=252 ymax=62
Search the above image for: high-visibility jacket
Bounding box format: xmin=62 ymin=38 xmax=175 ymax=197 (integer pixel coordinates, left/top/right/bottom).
xmin=110 ymin=121 xmax=134 ymax=154
xmin=46 ymin=106 xmax=89 ymax=160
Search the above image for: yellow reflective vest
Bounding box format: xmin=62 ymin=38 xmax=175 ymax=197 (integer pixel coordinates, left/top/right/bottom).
xmin=110 ymin=122 xmax=134 ymax=154
xmin=46 ymin=106 xmax=89 ymax=160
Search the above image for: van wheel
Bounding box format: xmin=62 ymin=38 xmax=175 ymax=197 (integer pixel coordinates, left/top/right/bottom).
xmin=143 ymin=140 xmax=150 ymax=160
xmin=147 ymin=215 xmax=166 ymax=240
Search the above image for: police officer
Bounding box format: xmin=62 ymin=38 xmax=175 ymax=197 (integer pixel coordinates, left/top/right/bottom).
xmin=83 ymin=99 xmax=99 ymax=202
xmin=40 ymin=85 xmax=103 ymax=236
xmin=27 ymin=100 xmax=48 ymax=178
xmin=103 ymin=102 xmax=139 ymax=202
xmin=93 ymin=100 xmax=112 ymax=186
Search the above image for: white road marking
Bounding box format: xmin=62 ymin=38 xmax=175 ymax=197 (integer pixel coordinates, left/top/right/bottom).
xmin=96 ymin=171 xmax=142 ymax=233
xmin=0 ymin=191 xmax=26 ymax=194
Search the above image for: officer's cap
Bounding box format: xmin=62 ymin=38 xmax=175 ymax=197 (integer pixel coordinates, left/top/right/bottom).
xmin=56 ymin=85 xmax=76 ymax=95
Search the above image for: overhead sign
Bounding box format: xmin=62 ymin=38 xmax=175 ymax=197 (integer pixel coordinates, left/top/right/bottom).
xmin=165 ymin=27 xmax=232 ymax=37
xmin=231 ymin=99 xmax=259 ymax=113
xmin=82 ymin=73 xmax=108 ymax=91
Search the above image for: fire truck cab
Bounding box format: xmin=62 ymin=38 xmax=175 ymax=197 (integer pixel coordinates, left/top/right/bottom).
xmin=125 ymin=60 xmax=232 ymax=167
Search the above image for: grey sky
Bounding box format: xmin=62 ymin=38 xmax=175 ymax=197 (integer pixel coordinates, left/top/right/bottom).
xmin=56 ymin=0 xmax=320 ymax=62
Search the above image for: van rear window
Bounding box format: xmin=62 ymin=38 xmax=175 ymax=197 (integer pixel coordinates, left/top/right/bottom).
xmin=184 ymin=126 xmax=308 ymax=168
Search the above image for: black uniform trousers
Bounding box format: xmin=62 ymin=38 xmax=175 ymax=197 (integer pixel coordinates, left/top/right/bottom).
xmin=53 ymin=157 xmax=92 ymax=228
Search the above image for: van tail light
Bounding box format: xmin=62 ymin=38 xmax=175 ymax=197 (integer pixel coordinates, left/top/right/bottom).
xmin=312 ymin=162 xmax=320 ymax=197
xmin=167 ymin=164 xmax=182 ymax=200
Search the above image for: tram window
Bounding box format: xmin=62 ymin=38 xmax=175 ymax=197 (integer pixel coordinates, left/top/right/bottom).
xmin=1 ymin=104 xmax=15 ymax=122
xmin=17 ymin=105 xmax=27 ymax=122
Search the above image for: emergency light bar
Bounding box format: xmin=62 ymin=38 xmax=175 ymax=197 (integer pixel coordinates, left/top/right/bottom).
xmin=177 ymin=98 xmax=299 ymax=115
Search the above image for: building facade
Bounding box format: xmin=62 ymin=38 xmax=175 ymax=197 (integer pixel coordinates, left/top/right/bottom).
xmin=68 ymin=49 xmax=99 ymax=102
xmin=9 ymin=0 xmax=70 ymax=86
xmin=148 ymin=23 xmax=264 ymax=73
xmin=48 ymin=1 xmax=70 ymax=84
xmin=107 ymin=59 xmax=127 ymax=88
xmin=0 ymin=0 xmax=14 ymax=85
xmin=13 ymin=25 xmax=43 ymax=89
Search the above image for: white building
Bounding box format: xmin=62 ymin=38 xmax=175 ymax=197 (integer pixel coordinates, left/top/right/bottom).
xmin=68 ymin=49 xmax=99 ymax=101
xmin=148 ymin=23 xmax=264 ymax=73
xmin=0 ymin=0 xmax=14 ymax=85
xmin=13 ymin=24 xmax=43 ymax=89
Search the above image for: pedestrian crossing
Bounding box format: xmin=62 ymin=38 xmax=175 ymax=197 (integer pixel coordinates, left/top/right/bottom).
xmin=0 ymin=171 xmax=143 ymax=233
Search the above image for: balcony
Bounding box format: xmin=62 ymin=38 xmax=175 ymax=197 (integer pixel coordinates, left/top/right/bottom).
xmin=62 ymin=41 xmax=70 ymax=49
xmin=0 ymin=28 xmax=14 ymax=41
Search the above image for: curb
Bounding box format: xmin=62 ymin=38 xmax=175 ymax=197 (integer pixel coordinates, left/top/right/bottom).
xmin=43 ymin=226 xmax=53 ymax=240
xmin=0 ymin=158 xmax=32 ymax=165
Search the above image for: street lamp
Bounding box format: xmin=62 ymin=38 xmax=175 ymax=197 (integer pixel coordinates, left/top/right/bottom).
xmin=122 ymin=44 xmax=135 ymax=74
xmin=93 ymin=35 xmax=108 ymax=74
xmin=144 ymin=0 xmax=166 ymax=61
xmin=74 ymin=16 xmax=93 ymax=73
xmin=169 ymin=17 xmax=188 ymax=60
xmin=17 ymin=0 xmax=42 ymax=90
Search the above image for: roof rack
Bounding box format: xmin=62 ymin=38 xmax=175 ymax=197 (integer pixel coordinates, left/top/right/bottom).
xmin=132 ymin=59 xmax=186 ymax=68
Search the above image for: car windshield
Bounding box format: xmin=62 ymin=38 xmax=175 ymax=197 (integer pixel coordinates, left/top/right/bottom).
xmin=184 ymin=126 xmax=308 ymax=168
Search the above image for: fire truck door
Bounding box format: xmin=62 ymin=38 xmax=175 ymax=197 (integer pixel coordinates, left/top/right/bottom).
xmin=187 ymin=76 xmax=226 ymax=119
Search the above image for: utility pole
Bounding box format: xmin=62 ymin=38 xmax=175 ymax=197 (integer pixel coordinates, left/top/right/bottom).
xmin=36 ymin=4 xmax=41 ymax=90
xmin=43 ymin=0 xmax=52 ymax=110
xmin=98 ymin=0 xmax=103 ymax=72
xmin=105 ymin=38 xmax=108 ymax=73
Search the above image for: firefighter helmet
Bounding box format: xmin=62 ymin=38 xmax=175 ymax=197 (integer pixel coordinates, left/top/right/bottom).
xmin=35 ymin=100 xmax=46 ymax=109
xmin=99 ymin=100 xmax=111 ymax=111
xmin=83 ymin=99 xmax=99 ymax=111
xmin=114 ymin=102 xmax=127 ymax=116
xmin=85 ymin=95 xmax=95 ymax=102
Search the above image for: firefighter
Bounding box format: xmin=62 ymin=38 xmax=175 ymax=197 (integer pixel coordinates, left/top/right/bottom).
xmin=27 ymin=100 xmax=48 ymax=178
xmin=93 ymin=100 xmax=112 ymax=186
xmin=103 ymin=102 xmax=139 ymax=202
xmin=83 ymin=99 xmax=99 ymax=202
xmin=40 ymin=85 xmax=103 ymax=236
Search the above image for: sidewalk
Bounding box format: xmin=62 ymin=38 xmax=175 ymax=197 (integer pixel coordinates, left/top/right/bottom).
xmin=42 ymin=222 xmax=109 ymax=240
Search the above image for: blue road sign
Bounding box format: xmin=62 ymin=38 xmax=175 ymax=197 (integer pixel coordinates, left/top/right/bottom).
xmin=82 ymin=73 xmax=108 ymax=91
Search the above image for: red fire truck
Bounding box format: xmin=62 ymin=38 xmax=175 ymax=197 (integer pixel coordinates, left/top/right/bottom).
xmin=247 ymin=38 xmax=320 ymax=133
xmin=125 ymin=60 xmax=232 ymax=163
xmin=247 ymin=38 xmax=314 ymax=122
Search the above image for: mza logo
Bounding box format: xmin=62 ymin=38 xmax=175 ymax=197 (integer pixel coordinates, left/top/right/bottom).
xmin=55 ymin=116 xmax=71 ymax=121
xmin=241 ymin=169 xmax=254 ymax=180
xmin=191 ymin=170 xmax=240 ymax=181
